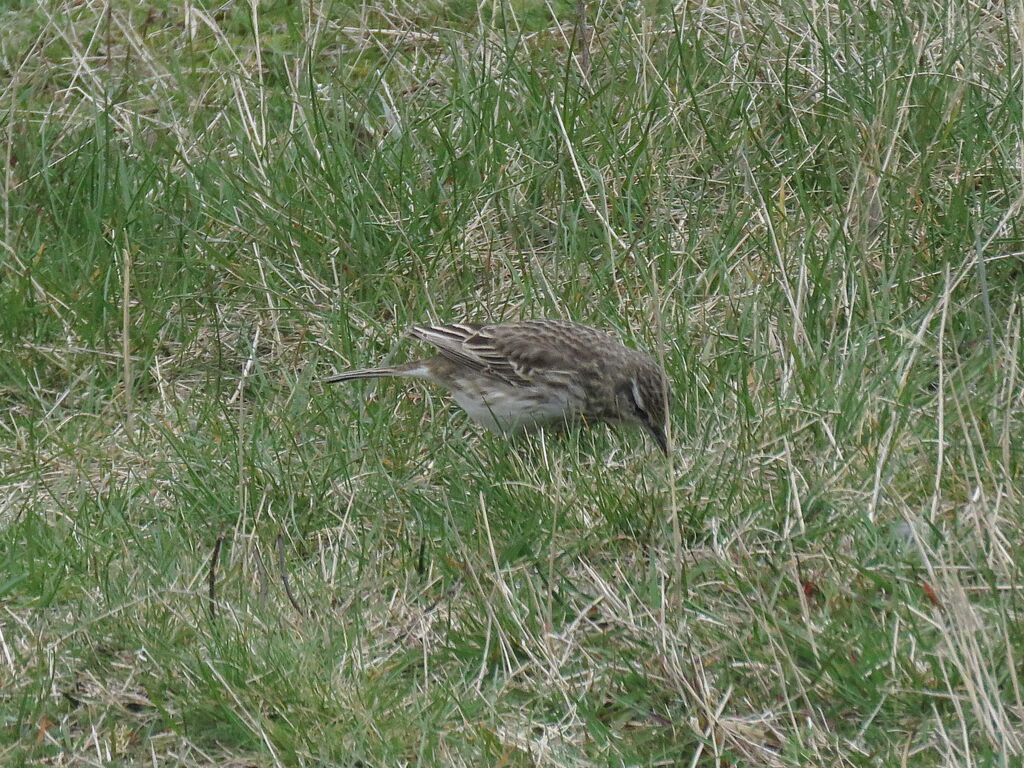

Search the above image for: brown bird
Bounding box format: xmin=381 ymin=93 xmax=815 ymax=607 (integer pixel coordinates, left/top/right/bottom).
xmin=325 ymin=319 xmax=671 ymax=453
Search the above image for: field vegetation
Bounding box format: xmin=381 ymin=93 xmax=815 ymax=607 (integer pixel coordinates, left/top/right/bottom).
xmin=2 ymin=0 xmax=1023 ymax=765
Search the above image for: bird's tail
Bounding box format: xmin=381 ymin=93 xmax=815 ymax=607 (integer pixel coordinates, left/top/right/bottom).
xmin=323 ymin=362 xmax=430 ymax=384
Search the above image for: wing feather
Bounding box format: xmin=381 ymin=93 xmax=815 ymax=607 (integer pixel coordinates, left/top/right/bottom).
xmin=409 ymin=324 xmax=488 ymax=373
xmin=410 ymin=322 xmax=572 ymax=386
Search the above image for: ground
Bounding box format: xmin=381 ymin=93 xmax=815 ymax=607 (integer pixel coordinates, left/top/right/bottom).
xmin=1 ymin=0 xmax=1023 ymax=765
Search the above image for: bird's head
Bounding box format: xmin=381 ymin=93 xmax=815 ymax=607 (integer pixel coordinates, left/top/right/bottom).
xmin=614 ymin=359 xmax=671 ymax=454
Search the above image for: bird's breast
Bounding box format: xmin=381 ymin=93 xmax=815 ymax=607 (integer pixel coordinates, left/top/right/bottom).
xmin=449 ymin=377 xmax=584 ymax=433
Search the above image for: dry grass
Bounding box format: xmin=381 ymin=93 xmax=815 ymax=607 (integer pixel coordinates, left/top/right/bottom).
xmin=2 ymin=0 xmax=1023 ymax=765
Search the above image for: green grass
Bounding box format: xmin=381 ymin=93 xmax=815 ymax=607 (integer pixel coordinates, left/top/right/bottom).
xmin=2 ymin=0 xmax=1023 ymax=765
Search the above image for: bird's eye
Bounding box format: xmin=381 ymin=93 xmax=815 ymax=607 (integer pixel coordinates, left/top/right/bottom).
xmin=628 ymin=378 xmax=647 ymax=417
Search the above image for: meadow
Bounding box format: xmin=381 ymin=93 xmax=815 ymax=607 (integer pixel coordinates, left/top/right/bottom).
xmin=2 ymin=0 xmax=1023 ymax=765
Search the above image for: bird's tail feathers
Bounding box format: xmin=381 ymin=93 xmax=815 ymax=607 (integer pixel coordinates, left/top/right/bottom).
xmin=323 ymin=362 xmax=431 ymax=384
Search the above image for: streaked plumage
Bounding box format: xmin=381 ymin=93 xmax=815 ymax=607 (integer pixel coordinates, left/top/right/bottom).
xmin=325 ymin=319 xmax=670 ymax=453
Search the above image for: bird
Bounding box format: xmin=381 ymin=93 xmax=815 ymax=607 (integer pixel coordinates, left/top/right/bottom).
xmin=324 ymin=319 xmax=671 ymax=453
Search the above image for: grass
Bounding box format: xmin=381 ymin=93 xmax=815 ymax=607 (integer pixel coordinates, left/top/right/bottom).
xmin=2 ymin=0 xmax=1023 ymax=765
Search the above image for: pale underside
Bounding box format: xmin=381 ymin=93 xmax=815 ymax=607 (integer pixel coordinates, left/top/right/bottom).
xmin=447 ymin=373 xmax=585 ymax=433
xmin=392 ymin=363 xmax=585 ymax=432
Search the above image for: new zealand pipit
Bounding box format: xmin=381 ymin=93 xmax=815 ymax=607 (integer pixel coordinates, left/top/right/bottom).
xmin=325 ymin=319 xmax=671 ymax=453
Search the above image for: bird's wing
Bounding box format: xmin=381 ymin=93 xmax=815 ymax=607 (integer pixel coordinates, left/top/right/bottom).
xmin=410 ymin=322 xmax=574 ymax=386
xmin=410 ymin=323 xmax=522 ymax=384
xmin=409 ymin=323 xmax=511 ymax=378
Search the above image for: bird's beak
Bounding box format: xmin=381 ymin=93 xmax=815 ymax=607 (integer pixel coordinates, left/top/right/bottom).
xmin=648 ymin=424 xmax=668 ymax=455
